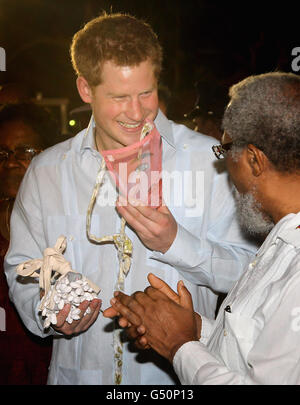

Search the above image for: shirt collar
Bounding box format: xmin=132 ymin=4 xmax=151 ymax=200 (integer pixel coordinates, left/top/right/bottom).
xmin=80 ymin=116 xmax=96 ymax=154
xmin=256 ymin=212 xmax=300 ymax=258
xmin=80 ymin=109 xmax=176 ymax=154
xmin=154 ymin=109 xmax=176 ymax=149
xmin=276 ymin=211 xmax=300 ymax=249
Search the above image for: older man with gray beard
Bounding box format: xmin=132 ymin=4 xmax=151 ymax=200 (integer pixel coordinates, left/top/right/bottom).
xmin=232 ymin=189 xmax=274 ymax=237
xmin=105 ymin=71 xmax=300 ymax=384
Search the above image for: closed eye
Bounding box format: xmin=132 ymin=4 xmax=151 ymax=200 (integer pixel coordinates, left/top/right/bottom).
xmin=140 ymin=91 xmax=152 ymax=97
xmin=113 ymin=95 xmax=127 ymax=101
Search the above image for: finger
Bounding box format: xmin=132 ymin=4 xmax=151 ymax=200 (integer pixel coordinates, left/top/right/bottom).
xmin=116 ymin=202 xmax=152 ymax=236
xmin=85 ymin=299 xmax=102 ymax=326
xmin=113 ymin=291 xmax=140 ymax=313
xmin=113 ymin=291 xmax=134 ymax=305
xmin=55 ymin=303 xmax=71 ymax=328
xmin=114 ymin=291 xmax=153 ymax=315
xmin=111 ymin=297 xmax=142 ymax=326
xmin=126 ymin=324 xmax=144 ymax=340
xmin=195 ymin=313 xmax=202 ymax=339
xmin=77 ymin=299 xmax=101 ymax=326
xmin=132 ymin=203 xmax=164 ymax=223
xmin=177 ymin=280 xmax=194 ymax=310
xmin=161 ymin=197 xmax=167 ymax=207
xmin=117 ymin=198 xmax=164 ymax=229
xmin=118 ymin=316 xmax=130 ymax=328
xmin=102 ymin=305 xmax=120 ymax=318
xmin=133 ymin=339 xmax=150 ymax=350
xmin=144 ymin=285 xmax=168 ymax=301
xmin=137 ymin=324 xmax=146 ymax=334
xmin=114 ymin=290 xmax=146 ymax=306
xmin=73 ymin=299 xmax=101 ymax=332
xmin=138 ymin=335 xmax=150 ymax=349
xmin=74 ymin=300 xmax=91 ymax=323
xmin=157 ymin=203 xmax=172 ymax=215
xmin=147 ymin=273 xmax=180 ymax=304
xmin=131 ymin=290 xmax=154 ymax=308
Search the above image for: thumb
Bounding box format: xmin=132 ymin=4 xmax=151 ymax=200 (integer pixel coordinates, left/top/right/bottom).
xmin=177 ymin=280 xmax=193 ymax=310
xmin=157 ymin=202 xmax=171 ymax=215
xmin=148 ymin=273 xmax=180 ymax=304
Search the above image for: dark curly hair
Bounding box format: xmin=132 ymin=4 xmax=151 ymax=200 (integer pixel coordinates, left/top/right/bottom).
xmin=223 ymin=72 xmax=300 ymax=172
xmin=0 ymin=102 xmax=59 ymax=148
xmin=70 ymin=12 xmax=163 ymax=87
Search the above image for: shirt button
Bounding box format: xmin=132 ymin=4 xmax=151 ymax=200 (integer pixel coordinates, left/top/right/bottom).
xmin=224 ymin=330 xmax=227 ymax=336
xmin=183 ymin=144 xmax=188 ymax=150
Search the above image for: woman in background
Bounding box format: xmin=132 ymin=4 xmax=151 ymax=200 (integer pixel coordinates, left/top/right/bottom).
xmin=0 ymin=102 xmax=59 ymax=384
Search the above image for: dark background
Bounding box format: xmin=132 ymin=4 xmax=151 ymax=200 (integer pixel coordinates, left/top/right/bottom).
xmin=0 ymin=0 xmax=299 ymax=135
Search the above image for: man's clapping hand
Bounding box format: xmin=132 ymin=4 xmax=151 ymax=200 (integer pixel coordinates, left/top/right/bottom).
xmin=103 ymin=274 xmax=201 ymax=362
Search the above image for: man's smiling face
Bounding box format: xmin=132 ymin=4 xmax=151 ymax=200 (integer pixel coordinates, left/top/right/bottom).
xmin=78 ymin=59 xmax=159 ymax=151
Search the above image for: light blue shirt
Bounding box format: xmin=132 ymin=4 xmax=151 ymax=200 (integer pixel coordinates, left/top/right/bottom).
xmin=5 ymin=110 xmax=257 ymax=385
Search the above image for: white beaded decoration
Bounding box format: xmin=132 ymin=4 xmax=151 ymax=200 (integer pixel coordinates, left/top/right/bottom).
xmin=16 ymin=235 xmax=101 ymax=329
xmin=41 ymin=271 xmax=99 ymax=329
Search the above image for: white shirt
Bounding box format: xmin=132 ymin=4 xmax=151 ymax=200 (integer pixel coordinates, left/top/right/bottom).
xmin=5 ymin=110 xmax=256 ymax=385
xmin=174 ymin=211 xmax=300 ymax=385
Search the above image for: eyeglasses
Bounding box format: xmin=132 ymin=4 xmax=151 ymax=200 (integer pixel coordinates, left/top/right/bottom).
xmin=212 ymin=142 xmax=233 ymax=159
xmin=0 ymin=147 xmax=42 ymax=163
xmin=212 ymin=132 xmax=233 ymax=159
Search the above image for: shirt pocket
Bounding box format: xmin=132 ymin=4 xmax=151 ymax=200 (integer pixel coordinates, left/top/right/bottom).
xmin=223 ymin=311 xmax=257 ymax=373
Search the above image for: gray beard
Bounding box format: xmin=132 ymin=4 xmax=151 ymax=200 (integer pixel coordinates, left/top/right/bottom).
xmin=233 ymin=188 xmax=274 ymax=236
